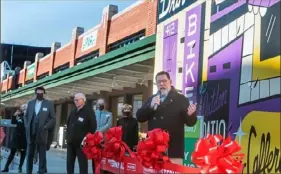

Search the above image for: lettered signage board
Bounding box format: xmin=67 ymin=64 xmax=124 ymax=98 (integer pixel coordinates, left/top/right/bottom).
xmin=157 ymin=0 xmax=197 ymax=24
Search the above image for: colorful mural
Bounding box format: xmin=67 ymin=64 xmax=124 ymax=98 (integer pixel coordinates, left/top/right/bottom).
xmin=155 ymin=0 xmax=280 ymax=172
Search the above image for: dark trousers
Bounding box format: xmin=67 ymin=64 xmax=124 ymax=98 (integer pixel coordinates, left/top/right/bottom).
xmin=67 ymin=145 xmax=88 ymax=174
xmin=26 ymin=143 xmax=47 ymax=174
xmin=3 ymin=148 xmax=26 ymax=170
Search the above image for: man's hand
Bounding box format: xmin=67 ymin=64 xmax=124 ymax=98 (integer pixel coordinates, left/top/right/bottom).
xmin=81 ymin=136 xmax=87 ymax=148
xmin=187 ymin=103 xmax=197 ymax=116
xmin=150 ymin=95 xmax=161 ymax=108
xmin=14 ymin=110 xmax=21 ymax=116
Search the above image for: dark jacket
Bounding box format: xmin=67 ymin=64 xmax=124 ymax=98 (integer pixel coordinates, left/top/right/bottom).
xmin=24 ymin=99 xmax=56 ymax=145
xmin=136 ymin=87 xmax=197 ymax=158
xmin=66 ymin=105 xmax=97 ymax=147
xmin=10 ymin=113 xmax=27 ymax=149
xmin=117 ymin=117 xmax=139 ymax=150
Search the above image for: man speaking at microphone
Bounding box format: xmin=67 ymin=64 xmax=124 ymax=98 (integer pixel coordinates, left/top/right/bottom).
xmin=136 ymin=71 xmax=197 ymax=164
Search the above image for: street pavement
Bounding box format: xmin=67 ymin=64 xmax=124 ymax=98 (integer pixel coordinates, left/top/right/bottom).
xmin=1 ymin=147 xmax=93 ymax=173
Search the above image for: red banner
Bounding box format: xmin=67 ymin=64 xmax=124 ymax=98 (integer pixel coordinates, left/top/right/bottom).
xmin=100 ymin=157 xmax=201 ymax=173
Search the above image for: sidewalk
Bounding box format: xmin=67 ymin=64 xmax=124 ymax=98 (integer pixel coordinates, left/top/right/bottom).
xmin=1 ymin=147 xmax=93 ymax=173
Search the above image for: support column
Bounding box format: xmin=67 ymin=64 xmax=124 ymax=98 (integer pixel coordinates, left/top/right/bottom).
xmin=99 ymin=5 xmax=118 ymax=55
xmin=140 ymin=80 xmax=153 ymax=132
xmin=70 ymin=27 xmax=84 ymax=67
xmin=49 ymin=42 xmax=61 ymax=76
xmin=22 ymin=61 xmax=31 ymax=86
xmin=54 ymin=104 xmax=62 ymax=141
xmin=33 ymin=53 xmax=44 ymax=82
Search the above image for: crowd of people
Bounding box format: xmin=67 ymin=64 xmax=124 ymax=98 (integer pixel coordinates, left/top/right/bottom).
xmin=2 ymin=71 xmax=197 ymax=174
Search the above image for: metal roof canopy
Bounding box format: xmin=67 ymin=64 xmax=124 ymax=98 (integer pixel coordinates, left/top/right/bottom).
xmin=2 ymin=35 xmax=156 ymax=107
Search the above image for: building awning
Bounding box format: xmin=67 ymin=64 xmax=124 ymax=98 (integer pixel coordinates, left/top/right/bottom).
xmin=2 ymin=35 xmax=156 ymax=106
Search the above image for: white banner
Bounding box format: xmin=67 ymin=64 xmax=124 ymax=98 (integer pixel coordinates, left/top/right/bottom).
xmin=81 ymin=29 xmax=98 ymax=52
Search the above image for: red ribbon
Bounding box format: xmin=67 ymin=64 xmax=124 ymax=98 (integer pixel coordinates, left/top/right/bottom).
xmin=103 ymin=126 xmax=135 ymax=161
xmin=137 ymin=128 xmax=170 ymax=171
xmin=191 ymin=134 xmax=244 ymax=173
xmin=82 ymin=131 xmax=104 ymax=174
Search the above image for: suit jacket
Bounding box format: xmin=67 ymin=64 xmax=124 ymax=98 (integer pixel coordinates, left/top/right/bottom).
xmin=95 ymin=110 xmax=112 ymax=133
xmin=24 ymin=99 xmax=56 ymax=145
xmin=136 ymin=87 xmax=197 ymax=158
xmin=66 ymin=106 xmax=97 ymax=147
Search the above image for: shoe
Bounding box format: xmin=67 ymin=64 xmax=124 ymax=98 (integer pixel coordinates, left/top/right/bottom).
xmin=18 ymin=167 xmax=22 ymax=173
xmin=1 ymin=168 xmax=9 ymax=172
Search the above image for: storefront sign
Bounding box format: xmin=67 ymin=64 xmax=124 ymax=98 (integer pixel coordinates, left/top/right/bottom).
xmin=200 ymin=79 xmax=230 ymax=138
xmin=184 ymin=116 xmax=203 ymax=166
xmin=27 ymin=63 xmax=35 ymax=79
xmin=158 ymin=0 xmax=197 ymax=23
xmin=81 ymin=29 xmax=98 ymax=52
xmin=183 ymin=138 xmax=197 ymax=167
xmin=163 ymin=20 xmax=178 ymax=86
xmin=184 ymin=116 xmax=202 ymax=138
xmin=182 ymin=4 xmax=202 ymax=104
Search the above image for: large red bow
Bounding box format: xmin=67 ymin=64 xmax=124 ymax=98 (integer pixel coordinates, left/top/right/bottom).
xmin=103 ymin=126 xmax=128 ymax=162
xmin=137 ymin=128 xmax=170 ymax=171
xmin=82 ymin=131 xmax=104 ymax=173
xmin=191 ymin=134 xmax=244 ymax=173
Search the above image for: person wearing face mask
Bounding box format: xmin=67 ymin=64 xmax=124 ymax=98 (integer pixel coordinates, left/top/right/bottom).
xmin=136 ymin=71 xmax=197 ymax=165
xmin=95 ymin=98 xmax=113 ymax=133
xmin=2 ymin=104 xmax=27 ymax=173
xmin=24 ymin=86 xmax=56 ymax=174
xmin=117 ymin=104 xmax=139 ymax=151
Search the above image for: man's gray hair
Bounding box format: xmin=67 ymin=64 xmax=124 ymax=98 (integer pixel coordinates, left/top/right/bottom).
xmin=75 ymin=93 xmax=87 ymax=102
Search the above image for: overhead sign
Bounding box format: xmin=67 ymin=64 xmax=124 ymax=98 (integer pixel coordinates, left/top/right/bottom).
xmin=27 ymin=63 xmax=35 ymax=79
xmin=158 ymin=0 xmax=197 ymax=24
xmin=81 ymin=29 xmax=98 ymax=52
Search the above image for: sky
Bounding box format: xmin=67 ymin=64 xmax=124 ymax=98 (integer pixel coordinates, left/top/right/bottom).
xmin=1 ymin=0 xmax=135 ymax=47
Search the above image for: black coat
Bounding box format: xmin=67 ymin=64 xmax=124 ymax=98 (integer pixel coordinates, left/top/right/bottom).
xmin=117 ymin=117 xmax=139 ymax=150
xmin=10 ymin=113 xmax=27 ymax=149
xmin=136 ymin=87 xmax=197 ymax=158
xmin=66 ymin=105 xmax=97 ymax=147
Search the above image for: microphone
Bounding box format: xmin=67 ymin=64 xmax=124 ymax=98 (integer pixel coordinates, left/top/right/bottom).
xmin=153 ymin=90 xmax=161 ymax=111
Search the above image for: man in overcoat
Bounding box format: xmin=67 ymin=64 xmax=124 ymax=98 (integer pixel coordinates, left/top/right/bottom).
xmin=24 ymin=86 xmax=56 ymax=174
xmin=136 ymin=71 xmax=197 ymax=164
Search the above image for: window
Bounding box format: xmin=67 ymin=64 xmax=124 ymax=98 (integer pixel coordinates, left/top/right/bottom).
xmin=76 ymin=49 xmax=99 ymax=64
xmin=108 ymin=30 xmax=146 ymax=52
xmin=132 ymin=94 xmax=143 ymax=118
xmin=117 ymin=96 xmax=124 ymax=117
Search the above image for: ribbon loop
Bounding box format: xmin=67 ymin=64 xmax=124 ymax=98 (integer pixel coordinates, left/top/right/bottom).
xmin=137 ymin=129 xmax=171 ymax=171
xmin=191 ymin=134 xmax=244 ymax=173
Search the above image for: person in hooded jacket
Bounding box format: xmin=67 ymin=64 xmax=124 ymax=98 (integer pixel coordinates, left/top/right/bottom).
xmin=1 ymin=104 xmax=27 ymax=173
xmin=117 ymin=104 xmax=139 ymax=151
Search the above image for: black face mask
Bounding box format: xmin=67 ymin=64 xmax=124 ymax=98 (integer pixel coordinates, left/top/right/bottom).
xmin=36 ymin=93 xmax=44 ymax=101
xmin=98 ymin=104 xmax=104 ymax=110
xmin=123 ymin=112 xmax=131 ymax=117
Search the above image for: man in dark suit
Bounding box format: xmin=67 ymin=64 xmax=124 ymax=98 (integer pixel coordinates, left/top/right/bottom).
xmin=66 ymin=93 xmax=97 ymax=174
xmin=24 ymin=86 xmax=56 ymax=174
xmin=136 ymin=71 xmax=197 ymax=164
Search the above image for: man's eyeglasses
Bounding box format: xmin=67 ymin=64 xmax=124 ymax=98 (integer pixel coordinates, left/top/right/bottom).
xmin=74 ymin=98 xmax=82 ymax=102
xmin=156 ymin=79 xmax=168 ymax=84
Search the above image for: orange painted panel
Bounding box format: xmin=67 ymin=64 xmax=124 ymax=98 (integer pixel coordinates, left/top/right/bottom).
xmin=1 ymin=80 xmax=7 ymax=92
xmin=37 ymin=55 xmax=51 ymax=76
xmin=18 ymin=70 xmax=25 ymax=84
xmin=7 ymin=76 xmax=13 ymax=90
xmin=54 ymin=43 xmax=72 ymax=68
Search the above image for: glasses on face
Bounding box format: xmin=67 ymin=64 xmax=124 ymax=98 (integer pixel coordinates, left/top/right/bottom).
xmin=74 ymin=98 xmax=82 ymax=102
xmin=156 ymin=79 xmax=168 ymax=84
